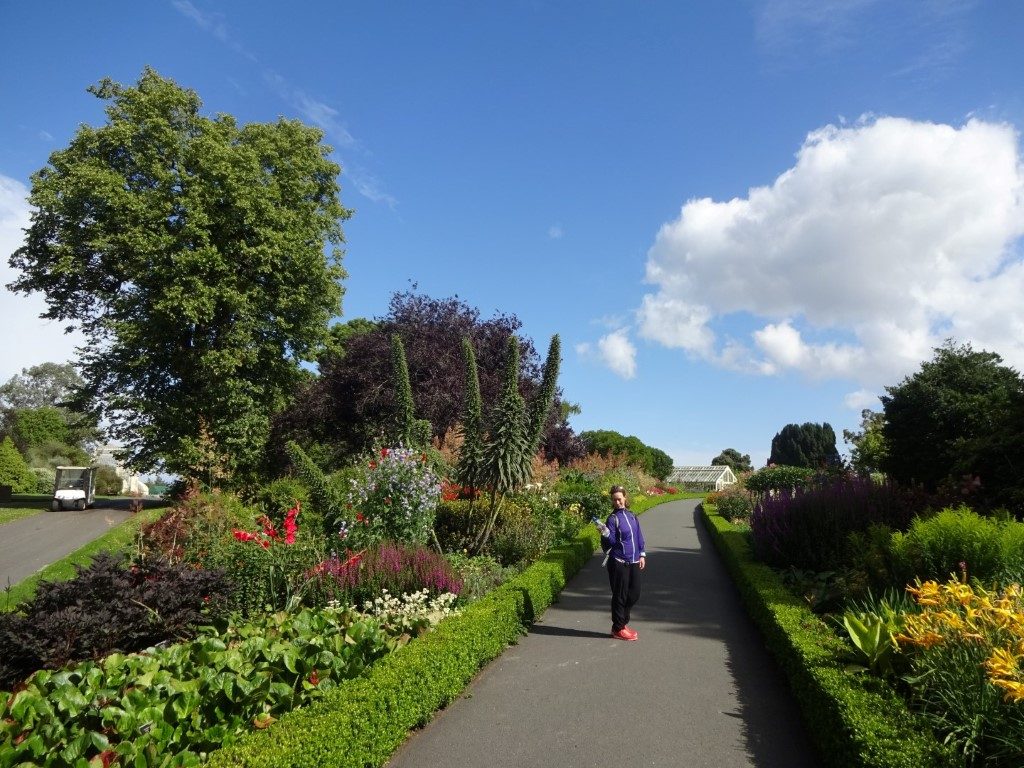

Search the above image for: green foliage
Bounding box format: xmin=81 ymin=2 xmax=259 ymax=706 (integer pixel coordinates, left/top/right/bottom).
xmin=712 ymin=447 xmax=753 ymax=473
xmin=30 ymin=466 xmax=55 ymax=495
xmin=285 ymin=441 xmax=346 ymax=532
xmin=5 ymin=407 xmax=69 ymax=454
xmin=205 ymin=514 xmax=604 ymax=768
xmin=93 ymin=465 xmax=122 ymax=495
xmin=444 ymin=554 xmax=516 ymax=601
xmin=889 ymin=506 xmax=1024 ymax=587
xmin=768 ymin=422 xmax=841 ymax=468
xmin=578 ymin=429 xmax=675 ymax=480
xmin=705 ymin=484 xmax=753 ymax=523
xmin=391 ymin=334 xmax=416 ymax=446
xmin=8 ymin=68 xmax=350 ymax=477
xmin=843 ymin=410 xmax=888 ymax=475
xmin=744 ymin=465 xmax=815 ymax=496
xmin=249 ymin=476 xmax=314 ymax=531
xmin=0 ymin=606 xmax=410 ymax=767
xmin=524 ymin=334 xmax=561 ymax=462
xmin=0 ymin=436 xmax=34 ymax=493
xmin=701 ymin=506 xmax=955 ymax=768
xmin=881 ymin=341 xmax=1024 ymax=510
xmin=22 ymin=439 xmax=90 ymax=471
xmin=455 ymin=337 xmax=485 ymax=493
xmin=840 ymin=605 xmax=902 ymax=677
xmin=0 ymin=363 xmax=83 ymax=411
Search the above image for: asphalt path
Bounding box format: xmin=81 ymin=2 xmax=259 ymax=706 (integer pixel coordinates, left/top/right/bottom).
xmin=387 ymin=499 xmax=820 ymax=768
xmin=0 ymin=503 xmax=134 ymax=589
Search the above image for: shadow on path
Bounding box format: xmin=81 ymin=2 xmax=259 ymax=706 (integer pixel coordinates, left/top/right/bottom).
xmin=387 ymin=499 xmax=819 ymax=768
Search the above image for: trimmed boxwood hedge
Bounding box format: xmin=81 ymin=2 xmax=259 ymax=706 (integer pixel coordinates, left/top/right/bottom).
xmin=701 ymin=504 xmax=955 ymax=768
xmin=209 ymin=493 xmax=687 ymax=767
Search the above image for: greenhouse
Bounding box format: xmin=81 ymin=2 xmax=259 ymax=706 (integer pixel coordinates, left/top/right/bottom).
xmin=667 ymin=465 xmax=738 ymax=492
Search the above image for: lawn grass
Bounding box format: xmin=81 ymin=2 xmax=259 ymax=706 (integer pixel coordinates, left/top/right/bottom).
xmin=1 ymin=505 xmax=166 ymax=611
xmin=0 ymin=508 xmax=42 ymax=526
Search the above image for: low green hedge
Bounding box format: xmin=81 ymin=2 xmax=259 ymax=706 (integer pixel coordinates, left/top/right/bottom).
xmin=701 ymin=504 xmax=954 ymax=768
xmin=209 ymin=493 xmax=688 ymax=767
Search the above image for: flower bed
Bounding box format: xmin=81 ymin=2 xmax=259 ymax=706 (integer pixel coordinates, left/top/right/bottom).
xmin=701 ymin=503 xmax=954 ymax=768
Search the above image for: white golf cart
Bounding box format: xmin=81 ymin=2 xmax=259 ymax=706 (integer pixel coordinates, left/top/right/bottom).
xmin=52 ymin=466 xmax=98 ymax=511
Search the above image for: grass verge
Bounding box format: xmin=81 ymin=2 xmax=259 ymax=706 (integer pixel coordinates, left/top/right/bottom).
xmin=207 ymin=493 xmax=692 ymax=767
xmin=701 ymin=503 xmax=954 ymax=768
xmin=2 ymin=506 xmax=166 ymax=611
xmin=0 ymin=508 xmax=42 ymax=526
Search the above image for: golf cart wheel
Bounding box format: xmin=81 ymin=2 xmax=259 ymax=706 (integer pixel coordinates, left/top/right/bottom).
xmin=51 ymin=500 xmax=60 ymax=511
xmin=76 ymin=499 xmax=87 ymax=511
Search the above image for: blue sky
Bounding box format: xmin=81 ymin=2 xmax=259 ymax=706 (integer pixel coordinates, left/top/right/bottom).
xmin=3 ymin=1 xmax=1024 ymax=467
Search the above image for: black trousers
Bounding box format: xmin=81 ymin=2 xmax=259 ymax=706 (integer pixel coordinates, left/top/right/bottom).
xmin=607 ymin=558 xmax=642 ymax=631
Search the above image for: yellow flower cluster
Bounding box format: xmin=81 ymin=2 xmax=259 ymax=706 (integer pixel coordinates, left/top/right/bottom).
xmin=897 ymin=580 xmax=1024 ymax=702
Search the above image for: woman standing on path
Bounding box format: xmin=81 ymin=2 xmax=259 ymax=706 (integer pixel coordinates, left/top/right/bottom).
xmin=598 ymin=485 xmax=646 ymax=641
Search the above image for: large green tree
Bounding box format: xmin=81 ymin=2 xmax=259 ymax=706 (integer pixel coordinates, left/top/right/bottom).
xmin=7 ymin=68 xmax=349 ymax=477
xmin=881 ymin=341 xmax=1024 ymax=505
xmin=711 ymin=448 xmax=753 ymax=474
xmin=842 ymin=409 xmax=887 ymax=475
xmin=768 ymin=422 xmax=840 ymax=468
xmin=579 ymin=429 xmax=674 ymax=481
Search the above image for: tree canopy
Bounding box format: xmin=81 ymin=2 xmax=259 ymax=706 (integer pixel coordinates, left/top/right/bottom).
xmin=711 ymin=448 xmax=753 ymax=474
xmin=578 ymin=429 xmax=674 ymax=480
xmin=277 ymin=291 xmax=584 ymax=467
xmin=881 ymin=341 xmax=1024 ymax=507
xmin=7 ymin=68 xmax=349 ymax=478
xmin=768 ymin=422 xmax=840 ymax=468
xmin=842 ymin=409 xmax=887 ymax=475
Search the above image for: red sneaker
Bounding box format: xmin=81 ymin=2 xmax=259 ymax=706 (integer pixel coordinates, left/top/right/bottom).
xmin=623 ymin=626 xmax=639 ymax=639
xmin=612 ymin=628 xmax=638 ymax=641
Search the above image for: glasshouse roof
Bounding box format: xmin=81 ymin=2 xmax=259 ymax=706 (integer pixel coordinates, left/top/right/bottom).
xmin=667 ymin=465 xmax=738 ymax=485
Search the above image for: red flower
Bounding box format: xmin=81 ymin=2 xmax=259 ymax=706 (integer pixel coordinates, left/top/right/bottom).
xmin=355 ymin=512 xmax=365 ymax=523
xmin=380 ymin=448 xmax=390 ymax=458
xmin=309 ymin=669 xmax=320 ymax=686
xmin=369 ymin=460 xmax=377 ymax=470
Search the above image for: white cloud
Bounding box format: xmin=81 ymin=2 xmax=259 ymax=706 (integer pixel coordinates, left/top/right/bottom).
xmin=548 ymin=224 xmax=563 ymax=239
xmin=597 ymin=330 xmax=637 ymax=380
xmin=0 ymin=174 xmax=84 ymax=383
xmin=639 ymin=116 xmax=1024 ymax=389
xmin=843 ymin=389 xmax=880 ymax=411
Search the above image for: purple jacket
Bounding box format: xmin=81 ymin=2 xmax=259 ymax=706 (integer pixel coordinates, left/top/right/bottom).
xmin=602 ymin=509 xmax=646 ymax=564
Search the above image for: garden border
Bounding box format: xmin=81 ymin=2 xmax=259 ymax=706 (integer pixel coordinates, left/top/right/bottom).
xmin=700 ymin=503 xmax=954 ymax=768
xmin=207 ymin=493 xmax=687 ymax=767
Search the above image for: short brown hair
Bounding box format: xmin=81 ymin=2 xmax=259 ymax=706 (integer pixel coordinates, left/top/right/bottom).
xmin=609 ymin=485 xmax=626 ymax=496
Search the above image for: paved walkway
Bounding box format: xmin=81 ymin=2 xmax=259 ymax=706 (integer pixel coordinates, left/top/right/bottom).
xmin=0 ymin=506 xmax=133 ymax=590
xmin=387 ymin=499 xmax=820 ymax=768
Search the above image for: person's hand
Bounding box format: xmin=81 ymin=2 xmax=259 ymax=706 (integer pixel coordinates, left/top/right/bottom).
xmin=638 ymin=556 xmax=646 ymax=570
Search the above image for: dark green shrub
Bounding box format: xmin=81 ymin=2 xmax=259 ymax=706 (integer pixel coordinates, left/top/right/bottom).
xmin=554 ymin=482 xmax=606 ymax=522
xmin=488 ymin=500 xmax=555 ymax=567
xmin=30 ymin=466 xmax=54 ymax=494
xmin=93 ymin=464 xmax=122 ymax=495
xmin=706 ymin=485 xmax=753 ymax=523
xmin=445 ymin=553 xmax=515 ymax=601
xmin=744 ymin=465 xmax=815 ymax=497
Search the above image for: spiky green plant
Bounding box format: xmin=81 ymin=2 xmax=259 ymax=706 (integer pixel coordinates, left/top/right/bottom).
xmin=455 ymin=337 xmax=486 ymax=497
xmin=391 ymin=333 xmax=415 ymax=446
xmin=285 ymin=440 xmax=344 ymax=525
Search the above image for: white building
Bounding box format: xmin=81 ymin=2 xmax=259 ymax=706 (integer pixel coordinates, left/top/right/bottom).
xmin=92 ymin=443 xmax=149 ymax=496
xmin=667 ymin=465 xmax=738 ymax=492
